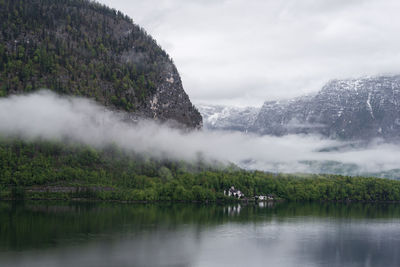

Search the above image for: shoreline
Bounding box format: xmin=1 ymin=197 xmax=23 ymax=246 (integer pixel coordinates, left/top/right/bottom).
xmin=2 ymin=194 xmax=400 ymax=204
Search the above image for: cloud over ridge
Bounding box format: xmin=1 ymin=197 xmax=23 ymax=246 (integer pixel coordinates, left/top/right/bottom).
xmin=1 ymin=91 xmax=400 ymax=175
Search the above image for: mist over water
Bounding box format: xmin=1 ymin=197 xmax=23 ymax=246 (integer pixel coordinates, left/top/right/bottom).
xmin=1 ymin=90 xmax=400 ymax=176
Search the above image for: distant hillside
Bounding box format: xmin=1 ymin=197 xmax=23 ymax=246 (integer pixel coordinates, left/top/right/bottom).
xmin=198 ymin=76 xmax=400 ymax=141
xmin=253 ymin=76 xmax=400 ymax=140
xmin=0 ymin=0 xmax=202 ymax=128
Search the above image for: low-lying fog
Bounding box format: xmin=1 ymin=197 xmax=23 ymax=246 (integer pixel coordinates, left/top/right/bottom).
xmin=1 ymin=91 xmax=399 ymax=177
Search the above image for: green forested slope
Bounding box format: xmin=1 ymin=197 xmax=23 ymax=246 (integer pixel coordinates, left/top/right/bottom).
xmin=1 ymin=138 xmax=400 ymax=202
xmin=0 ymin=0 xmax=202 ymax=127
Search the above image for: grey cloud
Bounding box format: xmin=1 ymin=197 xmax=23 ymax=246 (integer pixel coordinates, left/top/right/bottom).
xmin=1 ymin=91 xmax=400 ymax=175
xmin=98 ymin=0 xmax=400 ymax=106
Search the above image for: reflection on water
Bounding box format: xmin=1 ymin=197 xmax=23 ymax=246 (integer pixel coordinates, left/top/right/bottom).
xmin=1 ymin=201 xmax=400 ymax=266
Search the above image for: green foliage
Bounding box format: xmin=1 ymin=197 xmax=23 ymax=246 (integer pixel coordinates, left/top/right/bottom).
xmin=11 ymin=186 xmax=25 ymax=199
xmin=158 ymin=166 xmax=173 ymax=182
xmin=1 ymin=138 xmax=400 ymax=202
xmin=0 ymin=0 xmax=172 ymax=111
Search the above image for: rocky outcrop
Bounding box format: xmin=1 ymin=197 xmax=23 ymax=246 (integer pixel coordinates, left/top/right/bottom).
xmin=139 ymin=63 xmax=202 ymax=128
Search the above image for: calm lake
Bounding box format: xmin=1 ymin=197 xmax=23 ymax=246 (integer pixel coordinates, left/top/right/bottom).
xmin=1 ymin=201 xmax=400 ymax=267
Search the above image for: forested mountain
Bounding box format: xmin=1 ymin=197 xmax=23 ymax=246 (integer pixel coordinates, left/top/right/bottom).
xmin=0 ymin=0 xmax=201 ymax=127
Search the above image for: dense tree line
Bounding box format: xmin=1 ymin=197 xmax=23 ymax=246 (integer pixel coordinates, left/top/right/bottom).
xmin=1 ymin=138 xmax=400 ymax=202
xmin=0 ymin=0 xmax=171 ymax=110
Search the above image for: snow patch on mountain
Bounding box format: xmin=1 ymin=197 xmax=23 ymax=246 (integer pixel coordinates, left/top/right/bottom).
xmin=197 ymin=104 xmax=260 ymax=132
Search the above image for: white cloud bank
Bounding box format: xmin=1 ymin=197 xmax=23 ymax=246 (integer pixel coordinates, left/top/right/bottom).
xmin=1 ymin=91 xmax=400 ymax=176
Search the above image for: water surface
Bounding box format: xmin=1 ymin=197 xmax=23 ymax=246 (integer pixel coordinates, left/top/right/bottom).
xmin=1 ymin=201 xmax=399 ymax=267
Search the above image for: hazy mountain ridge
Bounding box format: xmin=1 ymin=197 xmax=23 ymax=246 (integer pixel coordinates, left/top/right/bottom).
xmin=254 ymin=75 xmax=400 ymax=140
xmin=0 ymin=0 xmax=201 ymax=128
xmin=197 ymin=104 xmax=259 ymax=131
xmin=200 ymin=75 xmax=400 ymax=141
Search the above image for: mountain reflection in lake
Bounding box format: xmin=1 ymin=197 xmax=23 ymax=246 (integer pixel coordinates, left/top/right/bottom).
xmin=0 ymin=201 xmax=400 ymax=267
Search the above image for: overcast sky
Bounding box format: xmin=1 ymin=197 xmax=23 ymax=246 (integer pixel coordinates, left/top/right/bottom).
xmin=98 ymin=0 xmax=400 ymax=107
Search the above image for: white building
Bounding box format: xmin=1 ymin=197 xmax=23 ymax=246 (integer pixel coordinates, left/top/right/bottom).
xmin=224 ymin=186 xmax=245 ymax=199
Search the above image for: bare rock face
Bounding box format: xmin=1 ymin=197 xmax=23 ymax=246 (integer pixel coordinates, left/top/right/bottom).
xmin=140 ymin=63 xmax=202 ymax=129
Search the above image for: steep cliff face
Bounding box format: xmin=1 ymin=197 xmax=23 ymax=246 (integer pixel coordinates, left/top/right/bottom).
xmin=140 ymin=62 xmax=202 ymax=128
xmin=0 ymin=0 xmax=202 ymax=128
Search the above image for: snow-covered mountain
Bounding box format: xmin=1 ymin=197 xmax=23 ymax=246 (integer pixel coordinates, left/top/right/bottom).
xmin=197 ymin=104 xmax=260 ymax=131
xmin=254 ymin=75 xmax=400 ymax=140
xmin=199 ymin=75 xmax=400 ymax=140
